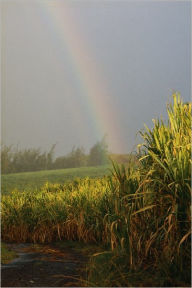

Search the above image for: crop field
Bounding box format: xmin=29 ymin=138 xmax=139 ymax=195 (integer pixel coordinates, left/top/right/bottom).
xmin=1 ymin=95 xmax=191 ymax=286
xmin=1 ymin=165 xmax=111 ymax=194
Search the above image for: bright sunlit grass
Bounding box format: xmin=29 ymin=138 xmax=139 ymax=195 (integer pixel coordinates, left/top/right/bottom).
xmin=1 ymin=165 xmax=111 ymax=194
xmin=1 ymin=94 xmax=191 ymax=286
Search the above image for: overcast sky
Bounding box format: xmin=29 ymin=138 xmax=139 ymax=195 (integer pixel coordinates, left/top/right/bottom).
xmin=1 ymin=0 xmax=191 ymax=156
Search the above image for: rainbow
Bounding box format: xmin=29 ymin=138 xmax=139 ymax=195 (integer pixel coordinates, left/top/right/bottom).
xmin=39 ymin=1 xmax=124 ymax=152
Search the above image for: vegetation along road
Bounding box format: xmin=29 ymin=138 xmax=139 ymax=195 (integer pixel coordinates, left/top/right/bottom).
xmin=1 ymin=242 xmax=98 ymax=287
xmin=1 ymin=96 xmax=191 ymax=286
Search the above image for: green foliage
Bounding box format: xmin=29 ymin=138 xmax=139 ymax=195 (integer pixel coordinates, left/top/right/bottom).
xmin=1 ymin=145 xmax=13 ymax=174
xmin=139 ymin=93 xmax=191 ymax=233
xmin=1 ymin=140 xmax=110 ymax=174
xmin=1 ymin=243 xmax=17 ymax=264
xmin=1 ymin=165 xmax=110 ymax=194
xmin=88 ymin=137 xmax=109 ymax=166
xmin=88 ymin=94 xmax=191 ymax=286
xmin=1 ymin=145 xmax=56 ymax=174
xmin=1 ymin=94 xmax=191 ymax=286
xmin=53 ymin=147 xmax=87 ymax=169
xmin=1 ymin=177 xmax=113 ymax=243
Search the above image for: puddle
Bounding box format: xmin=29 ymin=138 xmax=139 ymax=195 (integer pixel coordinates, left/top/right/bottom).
xmin=1 ymin=252 xmax=36 ymax=269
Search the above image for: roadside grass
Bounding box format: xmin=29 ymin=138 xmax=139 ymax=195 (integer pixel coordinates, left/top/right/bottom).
xmin=87 ymin=94 xmax=191 ymax=286
xmin=54 ymin=240 xmax=105 ymax=259
xmin=1 ymin=243 xmax=17 ymax=264
xmin=1 ymin=165 xmax=110 ymax=194
xmin=1 ymin=94 xmax=191 ymax=286
xmin=1 ymin=177 xmax=112 ymax=243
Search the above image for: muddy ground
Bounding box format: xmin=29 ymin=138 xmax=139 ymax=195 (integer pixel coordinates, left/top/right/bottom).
xmin=1 ymin=243 xmax=88 ymax=287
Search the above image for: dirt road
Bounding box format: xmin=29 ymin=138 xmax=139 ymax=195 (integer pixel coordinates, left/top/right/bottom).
xmin=1 ymin=243 xmax=88 ymax=287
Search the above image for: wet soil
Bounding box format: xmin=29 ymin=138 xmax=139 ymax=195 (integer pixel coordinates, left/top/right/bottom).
xmin=1 ymin=243 xmax=88 ymax=287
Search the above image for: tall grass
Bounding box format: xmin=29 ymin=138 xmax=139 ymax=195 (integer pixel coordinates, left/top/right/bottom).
xmin=2 ymin=178 xmax=112 ymax=243
xmin=88 ymin=93 xmax=191 ymax=286
xmin=1 ymin=94 xmax=191 ymax=286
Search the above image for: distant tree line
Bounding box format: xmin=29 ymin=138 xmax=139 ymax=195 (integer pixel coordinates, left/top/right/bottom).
xmin=1 ymin=138 xmax=109 ymax=174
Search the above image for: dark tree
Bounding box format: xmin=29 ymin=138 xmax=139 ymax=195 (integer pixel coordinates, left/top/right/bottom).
xmin=88 ymin=137 xmax=109 ymax=166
